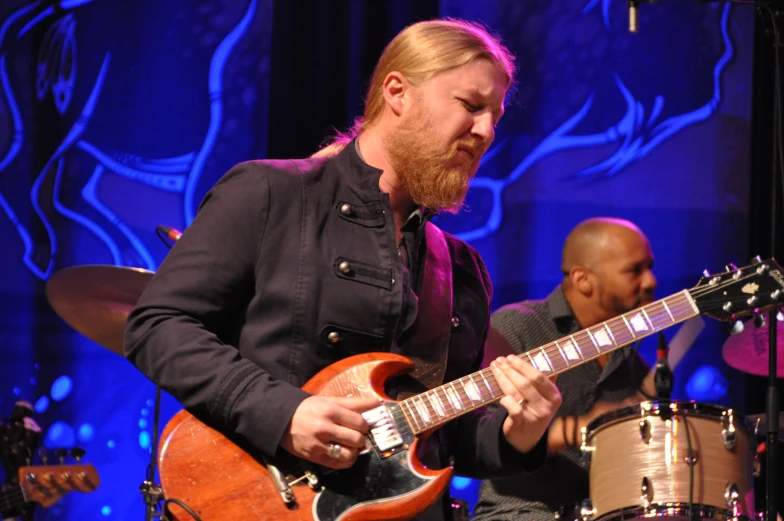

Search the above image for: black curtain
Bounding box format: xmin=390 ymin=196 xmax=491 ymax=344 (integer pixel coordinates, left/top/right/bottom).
xmin=748 ymin=5 xmax=784 ymax=512
xmin=266 ymin=0 xmax=440 ymax=159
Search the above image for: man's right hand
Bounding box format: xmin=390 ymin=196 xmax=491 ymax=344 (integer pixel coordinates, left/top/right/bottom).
xmin=280 ymin=396 xmax=380 ymax=469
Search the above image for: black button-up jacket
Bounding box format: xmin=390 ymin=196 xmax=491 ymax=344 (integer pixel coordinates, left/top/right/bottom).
xmin=124 ymin=143 xmax=546 ymax=514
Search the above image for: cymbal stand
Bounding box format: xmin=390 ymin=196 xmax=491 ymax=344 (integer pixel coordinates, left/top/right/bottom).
xmin=758 ymin=2 xmax=783 ymax=519
xmin=141 ymin=385 xmax=164 ymax=520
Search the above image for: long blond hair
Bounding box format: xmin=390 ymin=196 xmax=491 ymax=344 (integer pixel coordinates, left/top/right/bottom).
xmin=312 ymin=19 xmax=515 ymax=158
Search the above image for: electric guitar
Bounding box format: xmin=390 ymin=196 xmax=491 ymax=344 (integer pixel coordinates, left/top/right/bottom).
xmin=0 ymin=463 xmax=100 ymax=518
xmin=158 ymin=259 xmax=784 ymax=521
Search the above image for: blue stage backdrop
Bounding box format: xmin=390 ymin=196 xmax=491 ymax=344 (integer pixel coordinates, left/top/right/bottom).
xmin=0 ymin=1 xmax=272 ymax=518
xmin=0 ymin=1 xmax=753 ymax=519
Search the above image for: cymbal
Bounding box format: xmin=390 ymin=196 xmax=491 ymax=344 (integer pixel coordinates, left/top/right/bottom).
xmin=722 ymin=317 xmax=784 ymax=377
xmin=746 ymin=412 xmax=784 ymax=435
xmin=46 ymin=265 xmax=154 ymax=355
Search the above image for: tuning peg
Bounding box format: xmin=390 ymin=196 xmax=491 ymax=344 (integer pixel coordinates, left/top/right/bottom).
xmin=55 ymin=448 xmax=67 ymax=465
xmin=703 ymin=269 xmax=711 ymax=278
xmin=725 ymin=263 xmax=738 ymax=272
xmin=730 ymin=319 xmax=745 ymax=335
xmin=38 ymin=448 xmax=48 ymax=465
xmin=751 ymin=255 xmax=762 ymax=265
xmin=69 ymin=448 xmax=86 ymax=463
xmin=754 ymin=314 xmax=766 ymax=329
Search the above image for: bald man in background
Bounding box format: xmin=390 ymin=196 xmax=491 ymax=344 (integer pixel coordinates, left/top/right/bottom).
xmin=473 ymin=217 xmax=658 ymax=521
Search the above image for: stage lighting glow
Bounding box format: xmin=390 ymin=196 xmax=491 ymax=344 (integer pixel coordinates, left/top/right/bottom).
xmin=685 ymin=365 xmax=728 ymax=402
xmin=139 ymin=430 xmax=151 ymax=450
xmin=452 ymin=476 xmax=474 ymax=490
xmin=34 ymin=395 xmax=50 ymax=413
xmin=45 ymin=421 xmax=75 ymax=448
xmin=51 ymin=375 xmax=73 ymax=402
xmin=78 ymin=423 xmax=95 ymax=442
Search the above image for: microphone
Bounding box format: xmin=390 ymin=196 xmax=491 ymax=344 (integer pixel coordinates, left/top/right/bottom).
xmin=654 ymin=332 xmax=674 ymax=401
xmin=156 ymin=225 xmax=183 ymax=242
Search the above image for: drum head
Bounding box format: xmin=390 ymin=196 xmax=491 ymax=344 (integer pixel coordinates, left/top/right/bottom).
xmin=585 ymin=400 xmax=755 ymax=440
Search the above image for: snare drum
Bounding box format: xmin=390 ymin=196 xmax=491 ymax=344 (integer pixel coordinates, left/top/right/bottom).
xmin=582 ymin=401 xmax=756 ymax=521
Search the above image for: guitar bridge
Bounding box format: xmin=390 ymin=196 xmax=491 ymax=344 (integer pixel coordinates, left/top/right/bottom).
xmin=363 ymin=404 xmax=404 ymax=457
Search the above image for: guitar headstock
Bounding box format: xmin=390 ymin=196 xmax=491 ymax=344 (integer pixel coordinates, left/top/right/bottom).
xmin=690 ymin=257 xmax=784 ymax=321
xmin=17 ymin=463 xmax=100 ymax=507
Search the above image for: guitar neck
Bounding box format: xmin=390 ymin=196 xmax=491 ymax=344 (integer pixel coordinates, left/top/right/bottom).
xmin=399 ymin=289 xmax=699 ymax=434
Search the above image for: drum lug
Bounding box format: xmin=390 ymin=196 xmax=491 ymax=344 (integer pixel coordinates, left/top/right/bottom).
xmin=725 ymin=482 xmax=741 ymax=519
xmin=579 ymin=498 xmax=595 ymax=521
xmin=722 ymin=410 xmax=737 ymax=450
xmin=684 ymin=450 xmax=699 ymax=466
xmin=580 ymin=427 xmax=594 ymax=461
xmin=641 ymin=476 xmax=654 ymax=506
xmin=639 ymin=419 xmax=651 ymax=444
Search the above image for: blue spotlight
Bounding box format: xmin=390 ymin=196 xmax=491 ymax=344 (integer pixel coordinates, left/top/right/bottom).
xmin=45 ymin=421 xmax=75 ymax=448
xmin=34 ymin=395 xmax=50 ymax=413
xmin=139 ymin=431 xmax=151 ymax=450
xmin=451 ymin=476 xmax=473 ymax=491
xmin=51 ymin=375 xmax=73 ymax=402
xmin=685 ymin=365 xmax=728 ymax=402
xmin=78 ymin=423 xmax=95 ymax=442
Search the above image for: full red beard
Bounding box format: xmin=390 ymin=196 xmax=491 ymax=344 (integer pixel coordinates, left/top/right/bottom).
xmin=386 ymin=103 xmax=484 ymax=213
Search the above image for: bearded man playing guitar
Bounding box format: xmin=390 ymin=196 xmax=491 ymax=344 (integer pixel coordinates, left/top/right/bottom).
xmin=124 ymin=18 xmax=562 ymax=521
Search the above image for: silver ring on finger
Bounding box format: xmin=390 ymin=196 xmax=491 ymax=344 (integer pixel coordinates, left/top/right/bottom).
xmin=328 ymin=442 xmax=341 ymax=459
xmin=517 ymin=397 xmax=526 ymax=407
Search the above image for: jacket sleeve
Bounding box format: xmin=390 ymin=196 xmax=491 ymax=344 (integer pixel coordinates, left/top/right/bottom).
xmin=446 ymin=243 xmax=547 ymax=478
xmin=123 ymin=161 xmax=310 ymax=458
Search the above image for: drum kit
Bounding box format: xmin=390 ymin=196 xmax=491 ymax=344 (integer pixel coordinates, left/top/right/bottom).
xmin=572 ymin=319 xmax=784 ymax=521
xmin=42 ymin=264 xmax=783 ymax=521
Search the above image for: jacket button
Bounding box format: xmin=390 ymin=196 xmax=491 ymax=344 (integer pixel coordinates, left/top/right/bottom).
xmin=339 ymin=203 xmax=353 ymax=216
xmin=327 ymin=331 xmax=341 ymax=344
xmin=451 ymin=316 xmax=460 ymax=329
xmin=338 ymin=260 xmax=352 ymax=274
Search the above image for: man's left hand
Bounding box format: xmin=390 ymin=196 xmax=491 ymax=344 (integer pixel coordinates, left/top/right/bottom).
xmin=490 ymin=354 xmax=562 ymax=453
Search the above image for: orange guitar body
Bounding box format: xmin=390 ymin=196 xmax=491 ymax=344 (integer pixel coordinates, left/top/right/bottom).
xmin=158 ymin=353 xmax=453 ymax=520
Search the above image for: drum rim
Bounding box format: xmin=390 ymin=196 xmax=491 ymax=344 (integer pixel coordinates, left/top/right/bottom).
xmin=593 ymin=503 xmax=752 ymax=521
xmin=585 ymin=400 xmax=756 ymax=438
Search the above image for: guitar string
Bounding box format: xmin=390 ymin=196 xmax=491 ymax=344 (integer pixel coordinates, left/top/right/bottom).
xmin=402 ymin=268 xmax=777 ymax=431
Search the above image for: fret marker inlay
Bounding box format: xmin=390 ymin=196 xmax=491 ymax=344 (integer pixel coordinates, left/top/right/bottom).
xmin=629 ymin=312 xmax=649 ymax=332
xmin=428 ymin=393 xmax=446 ymax=417
xmin=593 ymin=328 xmax=613 ymax=347
xmin=562 ymin=339 xmax=580 ymax=360
xmin=532 ymin=352 xmax=551 ymax=373
xmin=465 ymin=379 xmax=481 ymax=402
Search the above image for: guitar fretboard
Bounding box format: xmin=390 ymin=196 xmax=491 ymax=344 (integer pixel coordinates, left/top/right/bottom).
xmin=398 ymin=290 xmax=699 ymax=434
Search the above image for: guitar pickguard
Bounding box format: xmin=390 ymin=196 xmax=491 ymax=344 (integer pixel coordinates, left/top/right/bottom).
xmin=314 ymin=446 xmax=431 ymax=521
